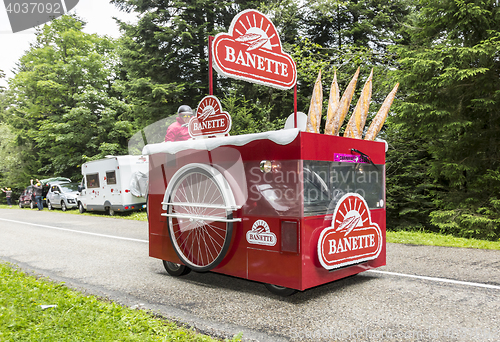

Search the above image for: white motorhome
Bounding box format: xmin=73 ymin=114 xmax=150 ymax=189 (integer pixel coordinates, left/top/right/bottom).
xmin=78 ymin=155 xmax=149 ymax=215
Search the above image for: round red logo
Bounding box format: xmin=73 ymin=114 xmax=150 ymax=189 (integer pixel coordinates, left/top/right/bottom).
xmin=317 ymin=193 xmax=382 ymax=270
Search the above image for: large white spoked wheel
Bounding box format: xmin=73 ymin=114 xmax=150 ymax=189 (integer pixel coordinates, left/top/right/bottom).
xmin=163 ymin=164 xmax=239 ymax=273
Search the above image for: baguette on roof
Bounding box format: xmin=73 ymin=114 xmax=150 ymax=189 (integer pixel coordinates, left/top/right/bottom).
xmin=325 ymin=67 xmax=360 ymax=136
xmin=325 ymin=70 xmax=340 ymax=134
xmin=364 ymin=83 xmax=399 ymax=141
xmin=306 ymin=71 xmax=323 ymax=134
xmin=344 ymin=69 xmax=373 ymax=139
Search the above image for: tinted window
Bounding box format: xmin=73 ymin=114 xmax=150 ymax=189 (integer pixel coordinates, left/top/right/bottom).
xmin=303 ymin=161 xmax=385 ymax=216
xmin=60 ymin=183 xmax=79 ymax=193
xmin=86 ymin=174 xmax=100 ymax=189
xmin=106 ymin=171 xmax=117 ymax=185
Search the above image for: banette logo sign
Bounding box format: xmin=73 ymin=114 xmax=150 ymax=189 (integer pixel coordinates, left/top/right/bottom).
xmin=317 ymin=193 xmax=382 ymax=270
xmin=211 ymin=9 xmax=297 ymax=90
xmin=246 ymin=219 xmax=277 ymax=246
xmin=188 ymin=95 xmax=232 ymax=138
xmin=4 ymin=0 xmax=79 ymax=33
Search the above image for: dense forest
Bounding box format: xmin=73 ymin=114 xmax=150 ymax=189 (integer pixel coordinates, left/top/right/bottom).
xmin=0 ymin=0 xmax=499 ymax=240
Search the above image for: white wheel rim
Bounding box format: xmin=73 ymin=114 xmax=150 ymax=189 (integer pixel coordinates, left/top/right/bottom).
xmin=168 ymin=169 xmax=230 ymax=269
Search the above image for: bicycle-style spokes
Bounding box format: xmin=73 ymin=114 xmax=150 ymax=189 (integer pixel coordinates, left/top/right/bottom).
xmin=166 ymin=168 xmax=234 ymax=272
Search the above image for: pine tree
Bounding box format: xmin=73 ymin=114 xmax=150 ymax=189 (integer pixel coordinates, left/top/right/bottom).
xmin=302 ymin=0 xmax=411 ymax=50
xmin=391 ymin=0 xmax=500 ymax=239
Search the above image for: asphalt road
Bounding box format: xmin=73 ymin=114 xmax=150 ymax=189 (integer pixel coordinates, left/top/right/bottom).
xmin=1 ymin=208 xmax=499 ymax=342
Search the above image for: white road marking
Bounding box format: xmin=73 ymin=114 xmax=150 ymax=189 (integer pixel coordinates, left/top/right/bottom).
xmin=367 ymin=269 xmax=500 ymax=290
xmin=0 ymin=218 xmax=148 ymax=243
xmin=2 ymin=217 xmax=499 ymax=290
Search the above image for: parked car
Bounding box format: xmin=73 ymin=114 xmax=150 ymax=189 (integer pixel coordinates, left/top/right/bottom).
xmin=40 ymin=177 xmax=71 ymax=206
xmin=46 ymin=182 xmax=80 ymax=211
xmin=18 ymin=185 xmax=35 ymax=209
xmin=18 ymin=177 xmax=71 ymax=209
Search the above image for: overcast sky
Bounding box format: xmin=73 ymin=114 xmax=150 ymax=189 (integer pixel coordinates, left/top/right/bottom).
xmin=0 ymin=0 xmax=138 ymax=88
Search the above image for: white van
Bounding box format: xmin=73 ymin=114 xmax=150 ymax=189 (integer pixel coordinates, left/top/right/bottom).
xmin=78 ymin=155 xmax=149 ymax=215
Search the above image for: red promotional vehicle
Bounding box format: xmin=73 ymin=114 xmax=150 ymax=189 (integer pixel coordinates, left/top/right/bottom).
xmin=144 ymin=9 xmax=386 ymax=296
xmin=144 ymin=129 xmax=386 ymax=295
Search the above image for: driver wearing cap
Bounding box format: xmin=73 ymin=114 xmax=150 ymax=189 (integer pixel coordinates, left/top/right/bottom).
xmin=164 ymin=105 xmax=194 ymax=142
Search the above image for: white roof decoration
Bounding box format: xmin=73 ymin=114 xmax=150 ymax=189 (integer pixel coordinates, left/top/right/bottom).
xmin=142 ymin=129 xmax=300 ymax=155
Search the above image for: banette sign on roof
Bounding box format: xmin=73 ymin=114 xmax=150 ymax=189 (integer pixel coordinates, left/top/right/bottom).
xmin=211 ymin=9 xmax=297 ymax=90
xmin=188 ymin=95 xmax=232 ymax=138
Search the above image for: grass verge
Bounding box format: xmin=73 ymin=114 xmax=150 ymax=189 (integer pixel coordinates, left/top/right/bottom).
xmin=0 ymin=262 xmax=241 ymax=342
xmin=386 ymin=230 xmax=500 ymax=250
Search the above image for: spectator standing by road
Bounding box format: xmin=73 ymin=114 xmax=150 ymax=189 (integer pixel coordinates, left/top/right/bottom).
xmin=30 ymin=179 xmax=43 ymax=210
xmin=1 ymin=187 xmax=12 ymax=207
xmin=164 ymin=105 xmax=194 ymax=142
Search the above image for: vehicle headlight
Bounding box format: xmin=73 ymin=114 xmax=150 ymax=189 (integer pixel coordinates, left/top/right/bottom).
xmin=67 ymin=198 xmax=76 ymax=204
xmin=260 ymin=160 xmax=281 ymax=173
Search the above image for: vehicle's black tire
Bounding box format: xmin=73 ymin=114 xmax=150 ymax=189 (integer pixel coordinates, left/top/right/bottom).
xmin=264 ymin=284 xmax=298 ymax=297
xmin=108 ymin=208 xmax=115 ymax=216
xmin=78 ymin=202 xmax=85 ymax=213
xmin=30 ymin=201 xmax=34 ymax=209
xmin=162 ymin=260 xmax=191 ymax=276
xmin=61 ymin=202 xmax=67 ymax=211
xmin=47 ymin=201 xmax=53 ymax=210
xmin=18 ymin=201 xmax=23 ymax=208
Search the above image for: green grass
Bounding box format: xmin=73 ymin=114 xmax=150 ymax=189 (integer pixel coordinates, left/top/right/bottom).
xmin=0 ymin=262 xmax=241 ymax=342
xmin=387 ymin=230 xmax=500 ymax=250
xmin=67 ymin=208 xmax=148 ymax=221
